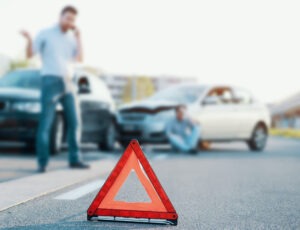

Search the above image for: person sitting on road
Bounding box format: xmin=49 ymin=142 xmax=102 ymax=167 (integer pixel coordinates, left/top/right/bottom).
xmin=166 ymin=105 xmax=200 ymax=153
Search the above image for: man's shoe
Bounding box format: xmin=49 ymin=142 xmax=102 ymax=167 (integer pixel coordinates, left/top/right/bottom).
xmin=37 ymin=166 xmax=46 ymax=173
xmin=189 ymin=148 xmax=198 ymax=154
xmin=70 ymin=162 xmax=90 ymax=169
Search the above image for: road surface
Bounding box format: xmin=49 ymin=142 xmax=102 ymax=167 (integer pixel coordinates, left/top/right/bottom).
xmin=0 ymin=137 xmax=299 ymax=229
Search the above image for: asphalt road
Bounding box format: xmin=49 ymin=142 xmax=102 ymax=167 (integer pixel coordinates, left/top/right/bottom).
xmin=0 ymin=143 xmax=116 ymax=183
xmin=0 ymin=137 xmax=300 ymax=229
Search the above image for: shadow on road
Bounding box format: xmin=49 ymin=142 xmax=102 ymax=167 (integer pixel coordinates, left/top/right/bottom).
xmin=149 ymin=145 xmax=250 ymax=154
xmin=4 ymin=220 xmax=172 ymax=230
xmin=0 ymin=147 xmax=33 ymax=156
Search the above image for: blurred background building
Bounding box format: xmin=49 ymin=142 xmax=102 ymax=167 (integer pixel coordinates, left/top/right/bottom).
xmin=270 ymin=92 xmax=300 ymax=129
xmin=101 ymin=74 xmax=196 ymax=105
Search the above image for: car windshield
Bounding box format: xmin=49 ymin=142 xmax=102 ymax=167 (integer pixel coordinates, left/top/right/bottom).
xmin=0 ymin=70 xmax=41 ymax=89
xmin=150 ymin=85 xmax=205 ymax=104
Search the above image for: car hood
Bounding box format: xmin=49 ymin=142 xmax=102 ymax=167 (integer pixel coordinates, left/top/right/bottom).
xmin=119 ymin=99 xmax=180 ymax=113
xmin=0 ymin=87 xmax=40 ymax=101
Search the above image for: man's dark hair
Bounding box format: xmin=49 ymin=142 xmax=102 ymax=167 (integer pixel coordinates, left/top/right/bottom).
xmin=175 ymin=104 xmax=186 ymax=112
xmin=61 ymin=5 xmax=78 ymax=15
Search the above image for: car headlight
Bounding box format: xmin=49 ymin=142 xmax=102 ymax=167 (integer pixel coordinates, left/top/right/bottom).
xmin=151 ymin=110 xmax=174 ymax=121
xmin=11 ymin=102 xmax=41 ymax=113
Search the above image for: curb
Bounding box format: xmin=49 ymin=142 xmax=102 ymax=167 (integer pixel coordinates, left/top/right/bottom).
xmin=0 ymin=159 xmax=115 ymax=212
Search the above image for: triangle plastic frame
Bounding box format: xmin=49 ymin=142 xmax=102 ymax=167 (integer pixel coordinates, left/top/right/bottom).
xmin=87 ymin=139 xmax=178 ymax=225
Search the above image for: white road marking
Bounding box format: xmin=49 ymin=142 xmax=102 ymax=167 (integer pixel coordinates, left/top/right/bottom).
xmin=153 ymin=154 xmax=169 ymax=161
xmin=54 ymin=179 xmax=105 ymax=200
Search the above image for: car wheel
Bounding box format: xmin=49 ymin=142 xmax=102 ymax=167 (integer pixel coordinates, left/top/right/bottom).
xmin=25 ymin=140 xmax=36 ymax=152
xmin=50 ymin=113 xmax=64 ymax=155
xmin=119 ymin=140 xmax=130 ymax=149
xmin=247 ymin=123 xmax=268 ymax=151
xmin=98 ymin=122 xmax=116 ymax=151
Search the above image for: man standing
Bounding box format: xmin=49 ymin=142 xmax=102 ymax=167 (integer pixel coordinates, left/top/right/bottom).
xmin=20 ymin=5 xmax=89 ymax=172
xmin=166 ymin=105 xmax=200 ymax=153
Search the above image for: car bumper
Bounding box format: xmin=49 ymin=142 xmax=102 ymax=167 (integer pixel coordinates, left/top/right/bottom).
xmin=0 ymin=113 xmax=39 ymax=141
xmin=117 ymin=121 xmax=169 ymax=143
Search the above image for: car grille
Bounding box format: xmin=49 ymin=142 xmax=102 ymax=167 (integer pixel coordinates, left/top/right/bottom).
xmin=149 ymin=131 xmax=165 ymax=138
xmin=80 ymin=101 xmax=110 ymax=131
xmin=120 ymin=130 xmax=142 ymax=136
xmin=121 ymin=113 xmax=146 ymax=121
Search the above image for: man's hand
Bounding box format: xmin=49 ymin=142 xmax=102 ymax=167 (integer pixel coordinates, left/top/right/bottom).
xmin=20 ymin=30 xmax=33 ymax=58
xmin=73 ymin=27 xmax=80 ymax=39
xmin=20 ymin=30 xmax=32 ymax=41
xmin=73 ymin=27 xmax=83 ymax=62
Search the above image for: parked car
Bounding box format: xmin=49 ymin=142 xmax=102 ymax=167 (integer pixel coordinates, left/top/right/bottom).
xmin=117 ymin=84 xmax=271 ymax=151
xmin=0 ymin=69 xmax=116 ymax=153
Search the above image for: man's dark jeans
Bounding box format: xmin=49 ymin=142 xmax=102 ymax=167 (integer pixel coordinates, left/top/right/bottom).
xmin=36 ymin=75 xmax=82 ymax=167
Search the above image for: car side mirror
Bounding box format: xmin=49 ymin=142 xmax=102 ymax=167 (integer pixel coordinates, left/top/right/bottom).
xmin=202 ymin=96 xmax=219 ymax=105
xmin=78 ymin=77 xmax=91 ymax=94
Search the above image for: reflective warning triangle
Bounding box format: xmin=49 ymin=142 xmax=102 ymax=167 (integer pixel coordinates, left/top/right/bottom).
xmin=87 ymin=139 xmax=178 ymax=225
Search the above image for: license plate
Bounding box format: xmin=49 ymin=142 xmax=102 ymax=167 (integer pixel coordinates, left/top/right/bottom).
xmin=123 ymin=125 xmax=138 ymax=131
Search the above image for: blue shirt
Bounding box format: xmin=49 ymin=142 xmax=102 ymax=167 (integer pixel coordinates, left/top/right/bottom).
xmin=166 ymin=117 xmax=195 ymax=138
xmin=33 ymin=25 xmax=78 ymax=77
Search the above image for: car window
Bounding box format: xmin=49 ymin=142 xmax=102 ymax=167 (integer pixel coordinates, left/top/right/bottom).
xmin=233 ymin=88 xmax=253 ymax=104
xmin=207 ymin=87 xmax=234 ymax=104
xmin=0 ymin=70 xmax=41 ymax=89
xmin=150 ymin=85 xmax=205 ymax=104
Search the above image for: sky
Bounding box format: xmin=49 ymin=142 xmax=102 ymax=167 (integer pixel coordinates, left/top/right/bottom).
xmin=0 ymin=0 xmax=299 ymax=103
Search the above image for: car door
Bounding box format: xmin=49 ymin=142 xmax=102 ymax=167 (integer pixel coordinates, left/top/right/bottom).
xmin=77 ymin=74 xmax=112 ymax=143
xmin=194 ymin=87 xmax=239 ymax=140
xmin=231 ymin=87 xmax=258 ymax=139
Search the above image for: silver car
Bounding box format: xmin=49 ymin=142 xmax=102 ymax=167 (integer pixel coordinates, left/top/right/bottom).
xmin=117 ymin=83 xmax=270 ymax=151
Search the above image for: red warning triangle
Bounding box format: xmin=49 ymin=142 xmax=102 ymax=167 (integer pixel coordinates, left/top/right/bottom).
xmin=87 ymin=139 xmax=178 ymax=225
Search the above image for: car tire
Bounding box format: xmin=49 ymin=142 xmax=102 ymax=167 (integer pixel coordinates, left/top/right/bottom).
xmin=247 ymin=123 xmax=268 ymax=152
xmin=98 ymin=121 xmax=116 ymax=151
xmin=119 ymin=140 xmax=130 ymax=149
xmin=25 ymin=140 xmax=36 ymax=152
xmin=50 ymin=113 xmax=64 ymax=155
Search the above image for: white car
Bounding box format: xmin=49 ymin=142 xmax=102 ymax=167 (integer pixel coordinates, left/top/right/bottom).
xmin=117 ymin=84 xmax=271 ymax=151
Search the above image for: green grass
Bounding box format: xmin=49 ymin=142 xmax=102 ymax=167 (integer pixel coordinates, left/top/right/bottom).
xmin=270 ymin=128 xmax=300 ymax=139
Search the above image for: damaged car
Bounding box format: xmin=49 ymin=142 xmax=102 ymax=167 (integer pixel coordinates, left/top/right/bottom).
xmin=116 ymin=83 xmax=271 ymax=151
